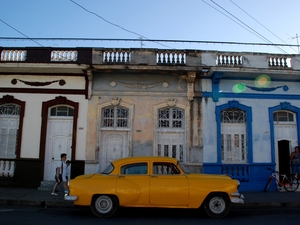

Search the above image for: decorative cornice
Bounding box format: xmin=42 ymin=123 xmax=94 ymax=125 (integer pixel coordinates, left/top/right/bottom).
xmin=11 ymin=79 xmax=66 ymax=87
xmin=240 ymin=83 xmax=289 ymax=92
xmin=55 ymin=96 xmax=67 ymax=104
xmin=2 ymin=95 xmax=15 ymax=103
xmin=110 ymin=81 xmax=169 ymax=89
xmin=228 ymin=100 xmax=240 ymax=108
xmin=111 ymin=97 xmax=121 ymax=106
xmin=280 ymin=101 xmax=291 ymax=109
xmin=166 ymin=98 xmax=177 ymax=107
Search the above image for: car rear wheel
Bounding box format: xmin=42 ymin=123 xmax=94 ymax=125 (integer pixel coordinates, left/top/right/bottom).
xmin=90 ymin=195 xmax=118 ymax=218
xmin=203 ymin=193 xmax=230 ymax=218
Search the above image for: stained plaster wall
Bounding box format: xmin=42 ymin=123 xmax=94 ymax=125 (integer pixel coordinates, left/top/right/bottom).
xmin=84 ymin=72 xmax=204 ymax=173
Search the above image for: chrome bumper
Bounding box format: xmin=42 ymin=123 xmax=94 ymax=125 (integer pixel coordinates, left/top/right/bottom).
xmin=230 ymin=192 xmax=244 ymax=204
xmin=64 ymin=195 xmax=78 ymax=201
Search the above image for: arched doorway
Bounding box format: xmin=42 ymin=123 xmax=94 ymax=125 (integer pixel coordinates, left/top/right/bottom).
xmin=39 ymin=96 xmax=78 ymax=180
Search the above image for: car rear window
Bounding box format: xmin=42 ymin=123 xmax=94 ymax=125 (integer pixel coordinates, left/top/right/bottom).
xmin=120 ymin=163 xmax=148 ymax=175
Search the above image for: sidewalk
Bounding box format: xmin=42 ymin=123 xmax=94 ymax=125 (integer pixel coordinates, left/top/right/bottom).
xmin=0 ymin=187 xmax=300 ymax=208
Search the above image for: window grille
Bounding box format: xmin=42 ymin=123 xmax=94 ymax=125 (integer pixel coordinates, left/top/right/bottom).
xmin=102 ymin=106 xmax=129 ymax=128
xmin=221 ymin=108 xmax=246 ymax=123
xmin=273 ymin=111 xmax=295 ymax=123
xmin=50 ymin=106 xmax=74 ymax=117
xmin=0 ymin=104 xmax=20 ymax=115
xmin=158 ymin=108 xmax=183 ymax=128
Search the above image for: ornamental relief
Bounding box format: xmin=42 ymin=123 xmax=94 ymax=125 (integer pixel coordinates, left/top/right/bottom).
xmin=109 ymin=81 xmax=169 ymax=89
xmin=11 ymin=78 xmax=66 ymax=86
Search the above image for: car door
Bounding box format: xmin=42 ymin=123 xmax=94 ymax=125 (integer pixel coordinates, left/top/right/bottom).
xmin=116 ymin=162 xmax=150 ymax=206
xmin=149 ymin=162 xmax=189 ymax=206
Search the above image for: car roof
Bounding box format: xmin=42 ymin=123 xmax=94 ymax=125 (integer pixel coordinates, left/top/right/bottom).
xmin=111 ymin=156 xmax=178 ymax=166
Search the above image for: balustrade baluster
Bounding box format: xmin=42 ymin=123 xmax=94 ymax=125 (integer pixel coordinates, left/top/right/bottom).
xmin=103 ymin=51 xmax=107 ymax=62
xmin=113 ymin=52 xmax=117 ymax=62
xmin=108 ymin=51 xmax=112 ymax=62
xmin=9 ymin=161 xmax=15 ymax=177
xmin=118 ymin=52 xmax=120 ymax=62
xmin=222 ymin=55 xmax=225 ymax=65
xmin=127 ymin=52 xmax=130 ymax=62
xmin=157 ymin=53 xmax=161 ymax=63
xmin=3 ymin=161 xmax=9 ymax=177
xmin=284 ymin=58 xmax=287 ymax=67
xmin=162 ymin=53 xmax=166 ymax=63
xmin=167 ymin=53 xmax=171 ymax=64
xmin=121 ymin=52 xmax=124 ymax=62
xmin=279 ymin=58 xmax=283 ymax=67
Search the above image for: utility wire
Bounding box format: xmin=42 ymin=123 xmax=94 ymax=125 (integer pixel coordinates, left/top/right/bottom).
xmin=69 ymin=0 xmax=172 ymax=49
xmin=205 ymin=0 xmax=288 ymax=54
xmin=0 ymin=18 xmax=44 ymax=47
xmin=1 ymin=37 xmax=299 ymax=49
xmin=0 ymin=19 xmax=71 ymax=60
xmin=200 ymin=0 xmax=258 ymax=39
xmin=229 ymin=0 xmax=298 ymax=54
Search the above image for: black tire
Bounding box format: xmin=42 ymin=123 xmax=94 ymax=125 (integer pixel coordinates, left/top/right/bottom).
xmin=203 ymin=193 xmax=230 ymax=218
xmin=90 ymin=195 xmax=118 ymax=218
xmin=264 ymin=177 xmax=272 ymax=192
xmin=284 ymin=176 xmax=299 ymax=192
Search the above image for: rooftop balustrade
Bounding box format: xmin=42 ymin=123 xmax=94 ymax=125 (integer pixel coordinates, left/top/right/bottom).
xmin=0 ymin=47 xmax=299 ymax=70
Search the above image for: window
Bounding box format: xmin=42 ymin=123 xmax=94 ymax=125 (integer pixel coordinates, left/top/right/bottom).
xmin=273 ymin=111 xmax=295 ymax=123
xmin=221 ymin=108 xmax=247 ymax=163
xmin=158 ymin=108 xmax=184 ymax=128
xmin=0 ymin=104 xmax=20 ymax=158
xmin=50 ymin=106 xmax=74 ymax=117
xmin=156 ymin=107 xmax=185 ymax=162
xmin=121 ymin=163 xmax=148 ymax=174
xmin=102 ymin=106 xmax=129 ymax=128
xmin=153 ymin=162 xmax=180 ymax=174
xmin=102 ymin=163 xmax=114 ymax=174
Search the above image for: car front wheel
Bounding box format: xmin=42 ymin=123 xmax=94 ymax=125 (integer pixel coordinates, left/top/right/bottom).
xmin=203 ymin=193 xmax=230 ymax=218
xmin=90 ymin=195 xmax=118 ymax=218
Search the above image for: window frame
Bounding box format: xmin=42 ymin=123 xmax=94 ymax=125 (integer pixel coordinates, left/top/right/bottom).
xmin=101 ymin=106 xmax=129 ymax=128
xmin=120 ymin=163 xmax=148 ymax=175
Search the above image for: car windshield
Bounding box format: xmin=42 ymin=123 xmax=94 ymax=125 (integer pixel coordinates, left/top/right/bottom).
xmin=101 ymin=163 xmax=114 ymax=174
xmin=178 ymin=161 xmax=190 ymax=174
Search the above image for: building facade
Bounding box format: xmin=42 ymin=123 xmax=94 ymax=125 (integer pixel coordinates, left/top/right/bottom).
xmin=0 ymin=47 xmax=91 ymax=187
xmin=1 ymin=47 xmax=300 ymax=191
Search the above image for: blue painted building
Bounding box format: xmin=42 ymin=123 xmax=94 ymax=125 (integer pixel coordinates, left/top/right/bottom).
xmin=201 ymin=54 xmax=300 ymax=191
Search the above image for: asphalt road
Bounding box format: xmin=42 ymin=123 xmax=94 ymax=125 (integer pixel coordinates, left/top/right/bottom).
xmin=0 ymin=206 xmax=299 ymax=225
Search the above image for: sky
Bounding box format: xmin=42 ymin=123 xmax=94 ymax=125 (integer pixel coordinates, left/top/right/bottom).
xmin=0 ymin=0 xmax=300 ymax=54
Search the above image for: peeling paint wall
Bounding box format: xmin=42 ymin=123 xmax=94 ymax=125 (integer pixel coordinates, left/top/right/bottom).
xmin=84 ymin=71 xmax=204 ymax=173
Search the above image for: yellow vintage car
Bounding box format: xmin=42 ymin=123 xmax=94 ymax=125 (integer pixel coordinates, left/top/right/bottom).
xmin=65 ymin=156 xmax=244 ymax=218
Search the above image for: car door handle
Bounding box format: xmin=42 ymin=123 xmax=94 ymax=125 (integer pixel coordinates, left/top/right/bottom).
xmin=151 ymin=175 xmax=158 ymax=178
xmin=118 ymin=175 xmax=126 ymax=178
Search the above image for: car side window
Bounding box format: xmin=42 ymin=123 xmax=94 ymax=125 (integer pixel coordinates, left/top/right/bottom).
xmin=120 ymin=163 xmax=148 ymax=175
xmin=153 ymin=163 xmax=181 ymax=175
